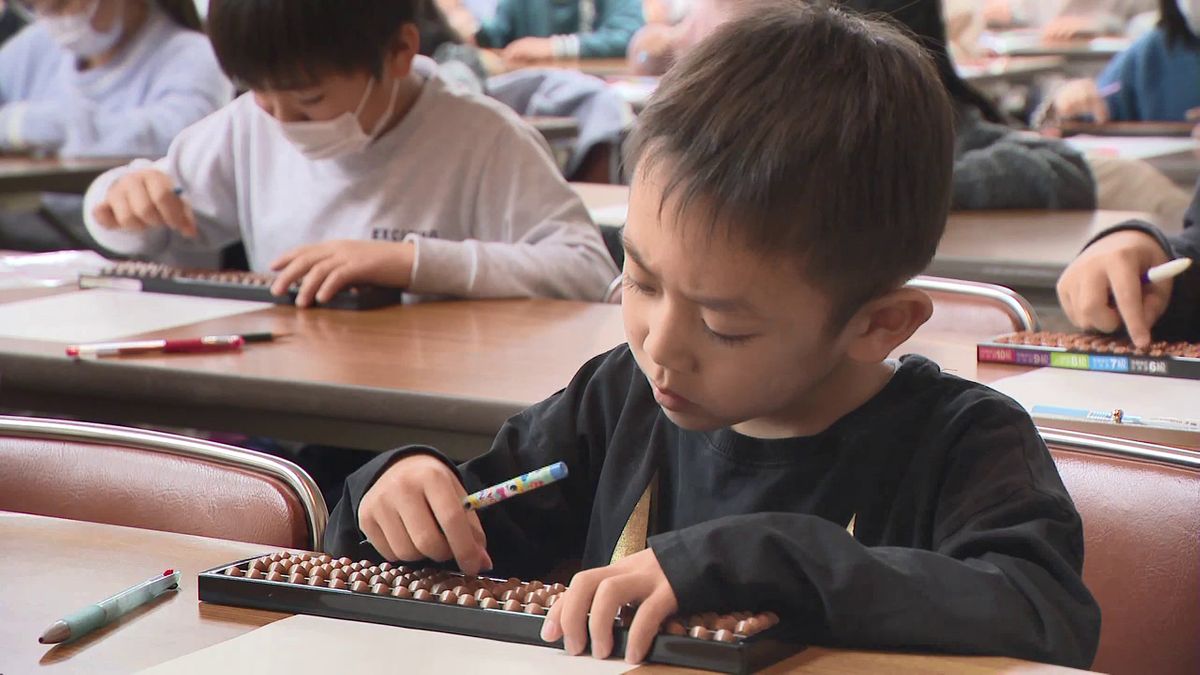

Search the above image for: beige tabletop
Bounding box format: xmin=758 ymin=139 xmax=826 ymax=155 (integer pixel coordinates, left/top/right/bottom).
xmin=0 ymin=293 xmax=627 ymax=456
xmin=0 ymin=511 xmax=1088 ymax=675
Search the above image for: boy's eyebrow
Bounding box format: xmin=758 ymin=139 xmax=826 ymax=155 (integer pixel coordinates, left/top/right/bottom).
xmin=623 ymin=236 xmax=759 ymax=315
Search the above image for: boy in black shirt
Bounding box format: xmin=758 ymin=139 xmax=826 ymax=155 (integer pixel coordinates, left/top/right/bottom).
xmin=325 ymin=1 xmax=1100 ymax=668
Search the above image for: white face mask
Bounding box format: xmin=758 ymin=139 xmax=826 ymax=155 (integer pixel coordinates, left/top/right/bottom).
xmin=1179 ymin=0 xmax=1200 ymax=39
xmin=40 ymin=0 xmax=124 ymax=59
xmin=277 ymin=78 xmax=402 ymax=161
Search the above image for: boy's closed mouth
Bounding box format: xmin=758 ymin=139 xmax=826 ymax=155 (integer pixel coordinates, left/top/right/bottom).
xmin=652 ymin=382 xmax=694 ymax=411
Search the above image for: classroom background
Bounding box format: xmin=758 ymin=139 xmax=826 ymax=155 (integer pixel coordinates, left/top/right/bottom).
xmin=0 ymin=0 xmax=1196 ymax=673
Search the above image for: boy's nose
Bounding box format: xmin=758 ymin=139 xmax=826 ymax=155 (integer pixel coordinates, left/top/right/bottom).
xmin=642 ymin=304 xmax=693 ymax=374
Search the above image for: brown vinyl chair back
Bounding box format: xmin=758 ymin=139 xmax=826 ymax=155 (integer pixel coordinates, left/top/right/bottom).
xmin=1040 ymin=428 xmax=1200 ymax=675
xmin=908 ymin=276 xmax=1039 ymax=336
xmin=0 ymin=416 xmax=327 ymax=549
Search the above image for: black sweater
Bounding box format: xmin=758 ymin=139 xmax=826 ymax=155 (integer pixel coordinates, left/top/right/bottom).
xmin=326 ymin=349 xmax=1100 ymax=669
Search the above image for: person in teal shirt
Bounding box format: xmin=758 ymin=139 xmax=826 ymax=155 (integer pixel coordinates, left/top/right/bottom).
xmin=1044 ymin=0 xmax=1200 ymax=122
xmin=474 ymin=0 xmax=644 ymax=61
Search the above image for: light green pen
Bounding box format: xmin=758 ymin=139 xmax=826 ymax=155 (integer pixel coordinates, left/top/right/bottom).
xmin=38 ymin=569 xmax=182 ymax=644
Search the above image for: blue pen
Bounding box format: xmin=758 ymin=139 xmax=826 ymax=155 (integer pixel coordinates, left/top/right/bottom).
xmin=38 ymin=569 xmax=181 ymax=644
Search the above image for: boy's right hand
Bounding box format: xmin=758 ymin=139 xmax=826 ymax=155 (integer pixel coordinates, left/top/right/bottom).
xmin=1047 ymin=79 xmax=1109 ymax=125
xmin=358 ymin=454 xmax=492 ymax=576
xmin=1056 ymin=229 xmax=1172 ymax=348
xmin=92 ymin=168 xmax=198 ymax=239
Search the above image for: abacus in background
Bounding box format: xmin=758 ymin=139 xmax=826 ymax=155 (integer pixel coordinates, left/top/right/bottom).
xmin=978 ymin=331 xmax=1200 ymax=381
xmin=79 ymin=261 xmax=405 ymax=310
xmin=199 ymin=551 xmax=801 ymax=675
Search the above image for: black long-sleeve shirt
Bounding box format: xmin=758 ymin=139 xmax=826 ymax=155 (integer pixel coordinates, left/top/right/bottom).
xmin=326 ymin=348 xmax=1100 ymax=669
xmin=1086 ymin=182 xmax=1200 ymax=341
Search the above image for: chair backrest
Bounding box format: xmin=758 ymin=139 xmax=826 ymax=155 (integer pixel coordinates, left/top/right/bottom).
xmin=908 ymin=275 xmax=1039 ymax=335
xmin=0 ymin=416 xmax=327 ymax=549
xmin=1040 ymin=428 xmax=1200 ymax=675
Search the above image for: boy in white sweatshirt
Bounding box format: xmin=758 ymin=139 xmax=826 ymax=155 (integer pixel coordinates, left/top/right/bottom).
xmin=84 ymin=0 xmax=617 ymax=306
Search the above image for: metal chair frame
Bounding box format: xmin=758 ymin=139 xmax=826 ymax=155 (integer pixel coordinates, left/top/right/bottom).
xmin=0 ymin=415 xmax=328 ymax=547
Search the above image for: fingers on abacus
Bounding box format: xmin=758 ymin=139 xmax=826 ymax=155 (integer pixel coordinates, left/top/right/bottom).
xmin=625 ymin=589 xmax=676 ymax=664
xmin=427 ymin=484 xmax=486 ymax=575
xmin=1108 ymin=265 xmax=1147 ymax=339
xmin=359 ymin=516 xmax=398 ymax=562
xmin=587 ymin=575 xmax=643 ymax=659
xmin=315 ymin=268 xmax=352 ymax=305
xmin=270 ymin=259 xmax=308 ymax=296
xmin=376 ymin=505 xmax=420 ymax=562
xmin=558 ymin=568 xmax=605 ymax=655
xmin=400 ymin=492 xmax=454 ymax=562
xmin=297 ymin=259 xmax=338 ymax=308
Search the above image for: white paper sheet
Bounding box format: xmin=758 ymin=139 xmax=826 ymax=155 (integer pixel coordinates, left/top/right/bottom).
xmin=0 ymin=288 xmax=272 ymax=343
xmin=1064 ymin=135 xmax=1199 ymax=161
xmin=0 ymin=250 xmax=111 ymax=289
xmin=990 ymin=367 xmax=1200 ymax=424
xmin=139 ymin=614 xmax=632 ymax=675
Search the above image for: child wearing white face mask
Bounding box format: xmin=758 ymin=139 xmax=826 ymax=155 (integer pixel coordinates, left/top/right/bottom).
xmin=0 ymin=0 xmax=231 ymax=253
xmin=82 ymin=0 xmax=618 ymax=305
xmin=0 ymin=0 xmax=231 ymax=158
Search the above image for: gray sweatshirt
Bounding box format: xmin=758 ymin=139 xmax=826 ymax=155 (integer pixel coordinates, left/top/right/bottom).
xmin=953 ymin=109 xmax=1098 ymax=211
xmin=82 ymin=58 xmax=618 ymax=302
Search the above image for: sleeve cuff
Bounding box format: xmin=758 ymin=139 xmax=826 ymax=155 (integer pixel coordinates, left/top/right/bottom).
xmin=551 ymin=34 xmax=582 ymax=60
xmin=403 ymin=236 xmax=479 ymax=297
xmin=1083 ymin=220 xmax=1175 ymax=258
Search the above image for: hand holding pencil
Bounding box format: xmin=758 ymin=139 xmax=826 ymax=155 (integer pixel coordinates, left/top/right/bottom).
xmin=358 ymin=455 xmax=568 ymax=576
xmin=1057 ymin=227 xmax=1192 ymax=348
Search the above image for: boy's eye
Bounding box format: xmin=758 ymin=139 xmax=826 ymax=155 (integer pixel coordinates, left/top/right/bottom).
xmin=703 ymin=324 xmax=756 ymax=346
xmin=297 ymin=95 xmax=325 ymax=106
xmin=621 ymin=274 xmax=655 ymax=295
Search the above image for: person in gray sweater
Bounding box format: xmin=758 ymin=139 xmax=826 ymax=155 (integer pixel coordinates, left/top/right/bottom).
xmin=844 ymin=0 xmax=1098 ymax=210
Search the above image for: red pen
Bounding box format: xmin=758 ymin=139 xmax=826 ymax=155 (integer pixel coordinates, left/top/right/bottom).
xmin=66 ymin=335 xmax=245 ymax=358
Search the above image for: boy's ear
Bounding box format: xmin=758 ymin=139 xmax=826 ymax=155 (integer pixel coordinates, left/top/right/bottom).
xmin=843 ymin=288 xmax=933 ymax=363
xmin=385 ymin=23 xmax=422 ymax=79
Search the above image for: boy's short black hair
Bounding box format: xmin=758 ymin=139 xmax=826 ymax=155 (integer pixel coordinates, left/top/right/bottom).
xmin=627 ymin=0 xmax=954 ymax=328
xmin=207 ymin=0 xmax=420 ymax=90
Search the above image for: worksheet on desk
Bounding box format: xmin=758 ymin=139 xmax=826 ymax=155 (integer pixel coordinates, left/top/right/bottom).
xmin=0 ymin=288 xmax=272 ymax=343
xmin=991 ymin=367 xmax=1200 ymax=423
xmin=139 ymin=614 xmax=632 ymax=674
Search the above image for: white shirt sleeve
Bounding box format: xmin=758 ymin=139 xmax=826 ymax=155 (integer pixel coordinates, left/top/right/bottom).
xmin=83 ymin=101 xmax=245 ymax=259
xmin=407 ymin=122 xmax=619 ymax=302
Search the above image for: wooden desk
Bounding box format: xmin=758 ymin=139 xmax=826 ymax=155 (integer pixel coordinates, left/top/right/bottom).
xmin=570 ymin=184 xmax=1163 ymax=291
xmin=0 ymin=295 xmax=626 ymax=456
xmin=981 ymin=30 xmax=1129 ymax=62
xmin=1 ymin=512 xmax=1087 ymax=674
xmin=0 ymin=157 xmax=128 ymax=195
xmin=1059 ymin=121 xmax=1196 ymax=138
xmin=930 ymin=209 xmax=1165 ymax=288
xmin=957 ymin=56 xmax=1067 ymax=87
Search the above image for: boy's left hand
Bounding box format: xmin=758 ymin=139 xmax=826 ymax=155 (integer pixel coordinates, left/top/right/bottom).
xmin=503 ymin=37 xmax=555 ymax=64
xmin=269 ymin=240 xmax=415 ymax=308
xmin=540 ymin=548 xmax=678 ymax=664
